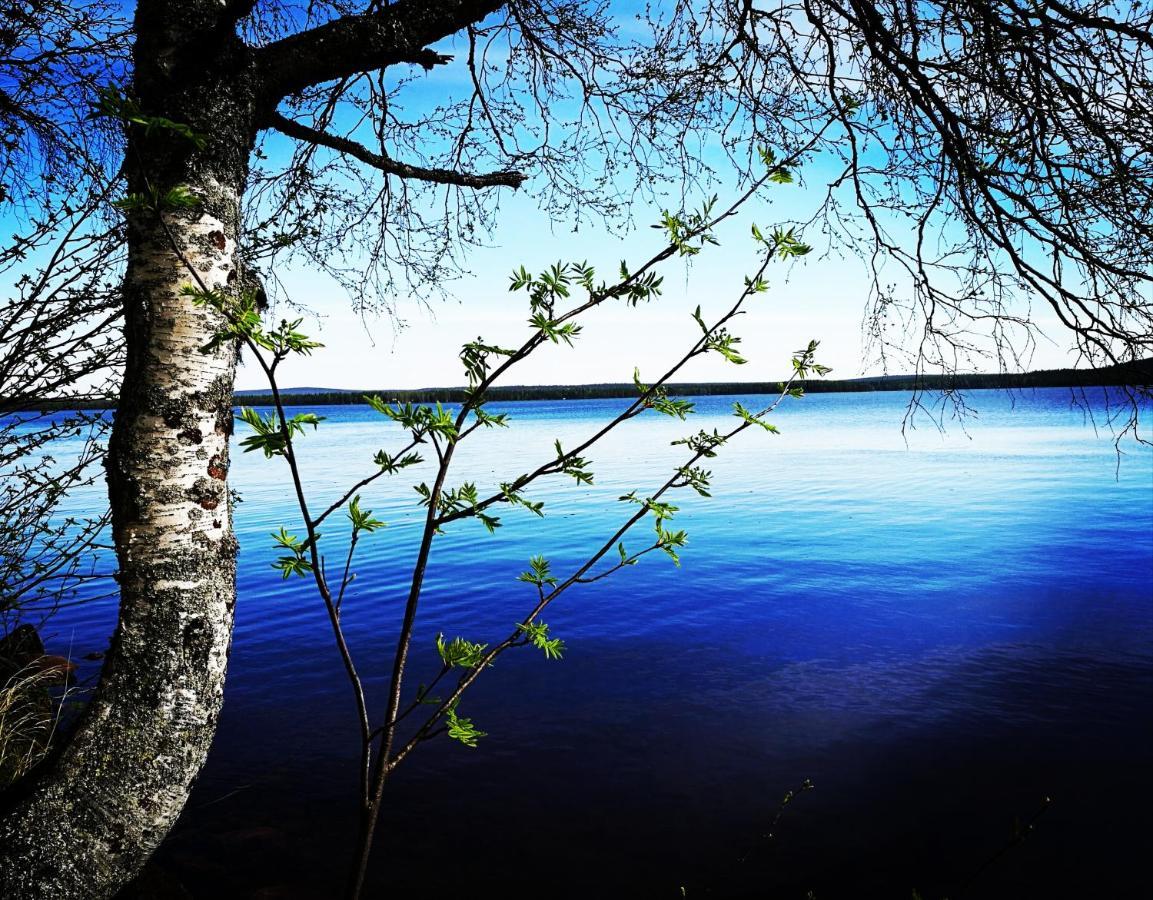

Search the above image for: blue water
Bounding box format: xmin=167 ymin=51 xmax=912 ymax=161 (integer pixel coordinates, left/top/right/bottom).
xmin=28 ymin=389 xmax=1153 ymax=897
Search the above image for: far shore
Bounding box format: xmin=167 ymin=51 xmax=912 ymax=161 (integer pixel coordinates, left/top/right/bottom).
xmin=9 ymin=358 xmax=1150 ymax=412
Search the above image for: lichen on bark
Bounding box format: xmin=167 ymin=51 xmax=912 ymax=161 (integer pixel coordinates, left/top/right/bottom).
xmin=0 ymin=4 xmax=258 ymax=892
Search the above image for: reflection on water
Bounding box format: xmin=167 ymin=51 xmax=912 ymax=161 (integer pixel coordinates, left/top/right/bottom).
xmin=25 ymin=389 xmax=1153 ymax=897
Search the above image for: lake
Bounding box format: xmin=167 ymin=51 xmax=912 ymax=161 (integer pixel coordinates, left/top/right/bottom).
xmin=29 ymin=388 xmax=1153 ymax=898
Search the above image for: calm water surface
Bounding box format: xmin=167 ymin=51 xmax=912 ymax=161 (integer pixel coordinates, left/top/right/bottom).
xmin=36 ymin=389 xmax=1153 ymax=898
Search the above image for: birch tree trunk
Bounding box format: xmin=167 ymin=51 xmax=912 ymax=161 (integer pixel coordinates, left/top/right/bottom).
xmin=0 ymin=1 xmax=510 ymax=894
xmin=0 ymin=3 xmax=258 ymax=894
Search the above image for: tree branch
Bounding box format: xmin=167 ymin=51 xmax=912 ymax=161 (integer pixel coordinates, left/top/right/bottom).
xmin=253 ymin=0 xmax=506 ymax=115
xmin=220 ymin=0 xmax=258 ymax=27
xmin=268 ymin=111 xmax=526 ymax=189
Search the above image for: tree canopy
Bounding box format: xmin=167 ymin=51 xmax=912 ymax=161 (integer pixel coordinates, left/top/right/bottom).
xmin=4 ymin=2 xmax=1150 ymax=366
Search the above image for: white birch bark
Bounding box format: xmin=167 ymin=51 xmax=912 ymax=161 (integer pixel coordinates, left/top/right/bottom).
xmin=0 ymin=181 xmax=242 ymax=898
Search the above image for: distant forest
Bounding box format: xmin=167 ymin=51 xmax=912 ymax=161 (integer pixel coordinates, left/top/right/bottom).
xmin=14 ymin=359 xmax=1151 ymax=412
xmin=232 ymin=358 xmax=1152 ymax=408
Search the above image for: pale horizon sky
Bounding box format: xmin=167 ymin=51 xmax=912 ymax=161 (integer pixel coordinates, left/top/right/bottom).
xmin=238 ymin=9 xmax=1086 ymax=394
xmin=238 ymin=178 xmax=1080 ymax=393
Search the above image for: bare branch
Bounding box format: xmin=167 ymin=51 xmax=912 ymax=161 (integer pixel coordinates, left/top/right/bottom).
xmin=267 ymin=111 xmax=526 ymax=189
xmin=254 ymin=0 xmax=505 ymax=114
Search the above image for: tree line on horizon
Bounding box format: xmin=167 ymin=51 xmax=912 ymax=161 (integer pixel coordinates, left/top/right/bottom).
xmin=11 ymin=358 xmax=1150 ymax=413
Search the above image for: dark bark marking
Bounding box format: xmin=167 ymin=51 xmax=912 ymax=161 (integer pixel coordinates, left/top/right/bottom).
xmin=178 ymin=427 xmax=203 ymax=445
xmin=207 ymin=229 xmax=226 ymax=251
xmin=155 ymin=484 xmax=187 ymax=506
xmin=201 ymin=374 xmax=236 ymax=437
xmin=190 ymin=477 xmax=223 ymax=512
xmin=207 ymin=454 xmax=227 ymax=480
xmin=161 ymin=409 xmax=187 ymax=430
xmin=181 ymin=620 xmax=211 ymax=670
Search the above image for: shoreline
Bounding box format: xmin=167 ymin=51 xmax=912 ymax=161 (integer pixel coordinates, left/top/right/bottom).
xmin=7 ymin=359 xmax=1151 ymax=412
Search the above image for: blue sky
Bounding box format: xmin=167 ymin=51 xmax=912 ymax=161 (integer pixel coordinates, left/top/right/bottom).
xmin=241 ymin=183 xmax=851 ymax=390
xmin=235 ymin=4 xmax=1079 ymax=392
xmin=1 ymin=0 xmax=1084 ymax=395
xmin=242 ymin=169 xmax=1075 ymax=392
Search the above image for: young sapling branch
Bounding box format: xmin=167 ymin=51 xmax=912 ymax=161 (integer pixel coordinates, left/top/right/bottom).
xmin=209 ymin=155 xmax=827 ymax=896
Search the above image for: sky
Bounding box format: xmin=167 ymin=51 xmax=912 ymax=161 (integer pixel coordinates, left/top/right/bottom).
xmin=0 ymin=0 xmax=1087 ymax=397
xmin=238 ymin=175 xmax=1077 ymax=393
xmin=240 ymin=188 xmax=855 ymax=391
xmin=232 ymin=4 xmax=1082 ymax=393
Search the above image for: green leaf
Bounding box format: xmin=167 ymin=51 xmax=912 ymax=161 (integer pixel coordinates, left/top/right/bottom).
xmin=184 ymin=287 xmax=311 ymax=358
xmin=552 ymin=440 xmax=594 ymax=485
xmin=529 ymin=312 xmax=582 ymax=346
xmin=270 ymin=318 xmax=323 ymax=356
xmin=733 ymin=401 xmax=780 ymax=434
xmin=436 ymin=633 xmax=489 ymax=669
xmin=476 ymin=511 xmax=502 ymax=533
xmin=671 ymin=429 xmax=728 ymax=458
xmin=162 ymin=185 xmax=200 ymax=210
xmin=516 ymin=621 xmax=566 ymax=660
xmin=789 ymin=340 xmax=830 ymax=379
xmin=474 ymin=407 xmax=510 ymax=429
xmin=272 ymin=554 xmax=314 ymax=579
xmin=517 ymin=555 xmax=558 ymax=587
xmin=92 ymin=87 xmax=207 ymax=148
xmin=500 ymin=483 xmax=544 ymax=517
xmin=645 ymin=499 xmax=679 ymax=520
xmin=271 ymin=526 xmax=304 ymax=552
xmin=509 ymin=265 xmax=532 ymax=292
xmin=365 ymin=394 xmax=391 ymax=416
xmin=286 ymin=412 xmax=325 ymax=435
xmin=347 ymin=495 xmax=386 ymax=533
xmin=770 ymin=227 xmax=812 ymax=259
xmin=675 ymin=465 xmax=713 ymax=497
xmin=655 ymin=522 xmax=688 ymax=567
xmin=461 ymin=338 xmax=517 ymax=385
xmin=758 ymin=146 xmax=778 ymax=168
xmin=705 ymin=328 xmax=747 ymax=365
xmin=236 ymin=407 xmax=288 ymax=458
xmin=373 ymin=449 xmax=423 ymax=473
xmin=444 ymin=705 xmax=487 ymax=748
xmin=269 ymin=526 xmax=313 ymax=578
xmin=651 ymin=394 xmax=695 ymax=420
xmin=112 ymin=192 xmax=154 ymax=214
